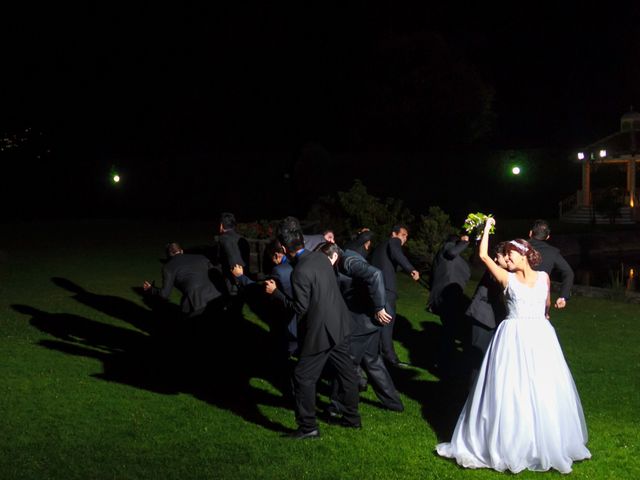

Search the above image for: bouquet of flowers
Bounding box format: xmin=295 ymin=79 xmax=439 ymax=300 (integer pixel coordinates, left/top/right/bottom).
xmin=462 ymin=212 xmax=495 ymax=240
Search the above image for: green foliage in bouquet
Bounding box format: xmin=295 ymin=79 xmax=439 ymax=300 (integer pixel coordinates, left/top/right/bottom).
xmin=463 ymin=212 xmax=494 ymax=240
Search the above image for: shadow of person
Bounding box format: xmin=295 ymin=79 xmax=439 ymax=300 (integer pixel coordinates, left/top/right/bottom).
xmin=180 ymin=300 xmax=293 ymax=433
xmin=12 ymin=304 xmax=179 ymax=394
xmin=385 ymin=314 xmax=470 ymax=441
xmin=51 ymin=277 xmax=156 ymax=334
xmin=130 ymin=280 xmax=294 ymax=433
xmin=395 ymin=309 xmax=471 ymax=380
xmin=14 ymin=296 xmax=292 ymax=433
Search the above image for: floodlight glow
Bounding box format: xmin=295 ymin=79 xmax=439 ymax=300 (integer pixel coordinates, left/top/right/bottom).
xmin=577 ymin=152 xmax=585 ymax=160
xmin=113 ymin=175 xmax=120 ymax=183
xmin=599 ymin=149 xmax=607 ymax=158
xmin=512 ymin=166 xmax=521 ymax=175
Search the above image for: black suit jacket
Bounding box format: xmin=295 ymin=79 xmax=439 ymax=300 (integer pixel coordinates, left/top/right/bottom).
xmin=276 ymin=251 xmax=351 ymax=357
xmin=337 ymin=249 xmax=386 ymax=335
xmin=152 ymin=253 xmax=221 ymax=315
xmin=465 ymin=270 xmax=507 ymax=329
xmin=218 ymin=229 xmax=249 ymax=270
xmin=428 ymin=240 xmax=470 ymax=311
xmin=370 ymin=237 xmax=415 ymax=296
xmin=529 ymin=238 xmax=574 ymax=299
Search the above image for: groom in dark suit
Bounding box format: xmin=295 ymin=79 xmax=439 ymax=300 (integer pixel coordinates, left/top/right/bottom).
xmin=528 ymin=219 xmax=574 ymax=309
xmin=271 ymin=228 xmax=361 ymax=439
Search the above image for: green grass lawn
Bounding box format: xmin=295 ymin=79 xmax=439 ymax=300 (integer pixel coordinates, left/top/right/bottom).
xmin=1 ymin=220 xmax=638 ymax=479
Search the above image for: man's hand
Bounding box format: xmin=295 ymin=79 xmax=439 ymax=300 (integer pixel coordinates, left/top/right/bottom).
xmin=375 ymin=308 xmax=393 ymax=325
xmin=554 ymin=297 xmax=567 ymax=309
xmin=231 ymin=264 xmax=244 ymax=278
xmin=143 ymin=281 xmax=152 ymax=291
xmin=460 ymin=235 xmax=470 ymax=242
xmin=410 ymin=270 xmax=420 ymax=281
xmin=264 ymin=279 xmax=277 ymax=294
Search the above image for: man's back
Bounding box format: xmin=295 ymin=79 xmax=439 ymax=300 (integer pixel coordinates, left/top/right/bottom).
xmin=528 ymin=238 xmax=574 ymax=299
xmin=428 ymin=239 xmax=470 ymax=313
xmin=160 ymin=254 xmax=221 ymax=314
xmin=219 ymin=229 xmax=249 ymax=269
xmin=291 ymin=251 xmax=351 ymax=356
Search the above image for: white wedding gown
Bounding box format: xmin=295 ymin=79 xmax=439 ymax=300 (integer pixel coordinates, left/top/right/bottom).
xmin=436 ymin=271 xmax=591 ymax=474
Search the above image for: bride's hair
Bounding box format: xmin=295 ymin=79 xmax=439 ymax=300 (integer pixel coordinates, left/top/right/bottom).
xmin=504 ymin=238 xmax=541 ymax=267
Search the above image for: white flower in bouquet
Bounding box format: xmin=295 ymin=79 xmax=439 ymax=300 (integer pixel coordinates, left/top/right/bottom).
xmin=463 ymin=212 xmax=495 ymax=240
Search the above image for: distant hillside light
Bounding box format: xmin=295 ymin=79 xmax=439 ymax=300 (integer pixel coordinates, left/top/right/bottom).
xmin=577 ymin=152 xmax=585 ymax=160
xmin=599 ymin=149 xmax=607 ymax=158
xmin=512 ymin=166 xmax=521 ymax=175
xmin=113 ymin=174 xmax=121 ymax=183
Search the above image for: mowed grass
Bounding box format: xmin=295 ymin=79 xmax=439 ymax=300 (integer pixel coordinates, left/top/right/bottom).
xmin=0 ymin=220 xmax=638 ymax=479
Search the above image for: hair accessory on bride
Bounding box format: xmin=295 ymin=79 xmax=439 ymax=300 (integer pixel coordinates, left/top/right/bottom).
xmin=509 ymin=240 xmax=528 ymax=254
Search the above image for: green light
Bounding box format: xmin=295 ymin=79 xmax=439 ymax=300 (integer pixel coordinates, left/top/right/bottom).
xmin=512 ymin=166 xmax=521 ymax=175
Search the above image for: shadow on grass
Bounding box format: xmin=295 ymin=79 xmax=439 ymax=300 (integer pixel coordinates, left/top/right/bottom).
xmin=12 ymin=277 xmax=295 ymax=434
xmin=392 ymin=314 xmax=470 ymax=441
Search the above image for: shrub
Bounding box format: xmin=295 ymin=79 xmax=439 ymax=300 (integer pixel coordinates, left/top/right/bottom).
xmin=405 ymin=206 xmax=457 ymax=276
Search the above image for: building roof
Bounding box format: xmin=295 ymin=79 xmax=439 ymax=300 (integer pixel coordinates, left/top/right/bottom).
xmin=581 ymin=111 xmax=640 ymax=158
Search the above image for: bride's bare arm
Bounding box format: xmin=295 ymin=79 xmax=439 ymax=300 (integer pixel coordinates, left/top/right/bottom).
xmin=478 ymin=218 xmax=508 ymax=288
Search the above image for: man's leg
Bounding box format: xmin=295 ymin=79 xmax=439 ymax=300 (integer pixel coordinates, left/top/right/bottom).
xmin=293 ymin=351 xmax=329 ymax=432
xmin=379 ymin=293 xmax=400 ymax=365
xmin=327 ymin=339 xmax=361 ymax=427
xmin=361 ymin=330 xmax=404 ymax=411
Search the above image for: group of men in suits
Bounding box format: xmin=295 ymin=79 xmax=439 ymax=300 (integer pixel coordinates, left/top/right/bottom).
xmin=262 ymin=219 xmax=420 ymax=439
xmin=141 ymin=213 xmax=419 ymax=439
xmin=142 ymin=213 xmax=574 ymax=439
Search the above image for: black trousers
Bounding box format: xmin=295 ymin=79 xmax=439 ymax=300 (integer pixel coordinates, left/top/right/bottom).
xmin=468 ymin=320 xmax=496 ymax=388
xmin=331 ymin=329 xmax=404 ymax=412
xmin=436 ymin=285 xmax=470 ymax=375
xmin=379 ymin=291 xmax=399 ymax=364
xmin=293 ymin=339 xmax=360 ymax=431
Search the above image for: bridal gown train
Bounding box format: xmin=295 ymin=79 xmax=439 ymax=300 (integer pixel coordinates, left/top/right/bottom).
xmin=436 ymin=271 xmax=591 ymax=474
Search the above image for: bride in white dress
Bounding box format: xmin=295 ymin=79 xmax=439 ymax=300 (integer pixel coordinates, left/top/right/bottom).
xmin=436 ymin=218 xmax=591 ymax=474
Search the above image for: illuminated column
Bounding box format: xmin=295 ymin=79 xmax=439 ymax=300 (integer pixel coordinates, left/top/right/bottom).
xmin=582 ymin=159 xmax=591 ymax=206
xmin=628 ymin=156 xmax=637 ymax=209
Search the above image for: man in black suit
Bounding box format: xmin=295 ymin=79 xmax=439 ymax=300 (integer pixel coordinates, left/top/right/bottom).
xmin=370 ymin=225 xmax=420 ymax=367
xmin=528 ymin=219 xmax=574 ymax=309
xmin=270 ymin=228 xmax=361 ymax=439
xmin=465 ymin=242 xmax=508 ymax=386
xmin=321 ymin=238 xmax=404 ymax=413
xmin=217 ymin=212 xmax=249 ymax=310
xmin=143 ymin=242 xmax=222 ymax=318
xmin=428 ymin=234 xmax=471 ymax=377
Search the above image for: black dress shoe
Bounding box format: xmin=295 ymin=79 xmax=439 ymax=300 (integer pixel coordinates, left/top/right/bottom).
xmin=323 ymin=408 xmax=341 ymax=420
xmin=338 ymin=419 xmax=362 ymax=429
xmin=285 ymin=428 xmax=320 ymax=439
xmin=326 ymin=416 xmax=362 ymax=429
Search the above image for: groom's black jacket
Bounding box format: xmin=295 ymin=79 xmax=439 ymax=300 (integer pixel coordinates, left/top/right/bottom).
xmin=529 ymin=238 xmax=574 ymax=300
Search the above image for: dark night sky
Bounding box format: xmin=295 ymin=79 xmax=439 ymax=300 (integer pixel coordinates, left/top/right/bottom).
xmin=2 ymin=3 xmax=640 ymax=219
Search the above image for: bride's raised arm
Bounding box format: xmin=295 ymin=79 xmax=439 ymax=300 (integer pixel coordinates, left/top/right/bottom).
xmin=478 ymin=217 xmax=509 ymax=288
